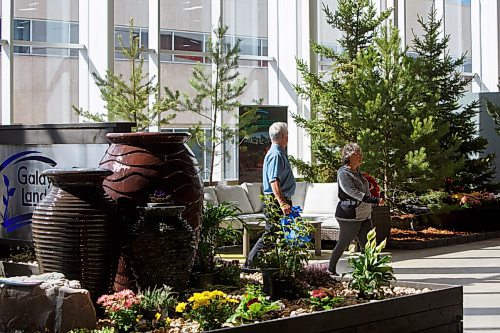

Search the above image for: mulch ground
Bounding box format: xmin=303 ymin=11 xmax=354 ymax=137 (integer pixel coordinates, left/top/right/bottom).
xmin=389 ymin=227 xmax=475 ymax=242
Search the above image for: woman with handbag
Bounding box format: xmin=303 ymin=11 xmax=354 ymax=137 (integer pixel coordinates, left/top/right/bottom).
xmin=328 ymin=142 xmax=385 ymax=276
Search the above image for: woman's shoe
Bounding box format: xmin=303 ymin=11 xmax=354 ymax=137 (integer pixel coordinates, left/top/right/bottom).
xmin=327 ymin=270 xmax=341 ymax=280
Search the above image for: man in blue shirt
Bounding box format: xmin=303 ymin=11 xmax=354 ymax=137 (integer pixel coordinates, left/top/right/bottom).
xmin=245 ymin=122 xmax=296 ymax=267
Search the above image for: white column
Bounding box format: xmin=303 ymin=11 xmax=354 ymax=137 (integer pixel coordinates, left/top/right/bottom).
xmin=267 ymin=0 xmax=311 ymax=165
xmin=386 ymin=0 xmax=406 ymax=45
xmin=78 ymin=0 xmax=114 ymax=120
xmin=148 ymin=0 xmax=160 ymax=132
xmin=471 ymin=0 xmax=499 ymax=92
xmin=211 ymin=0 xmax=223 ymax=182
xmin=1 ymin=0 xmax=14 ymax=125
xmin=434 ymin=0 xmax=445 ymax=42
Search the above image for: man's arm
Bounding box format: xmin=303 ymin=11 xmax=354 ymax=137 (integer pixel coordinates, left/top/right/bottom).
xmin=270 ymin=179 xmax=292 ymax=215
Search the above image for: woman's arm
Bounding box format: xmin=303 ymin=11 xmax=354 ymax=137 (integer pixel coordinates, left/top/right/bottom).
xmin=338 ymin=171 xmax=379 ymax=204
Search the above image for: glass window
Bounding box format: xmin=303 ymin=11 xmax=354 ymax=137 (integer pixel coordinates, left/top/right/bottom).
xmin=160 ymin=30 xmax=173 ymax=61
xmin=69 ymin=23 xmax=79 ymax=57
xmin=32 ymin=20 xmax=71 ymax=56
xmin=14 ymin=19 xmax=30 ymax=54
xmin=173 ymin=31 xmax=204 ymax=63
xmin=115 ymin=26 xmax=140 ymax=60
xmin=445 ymin=0 xmax=472 ymax=73
xmin=12 ymin=0 xmax=79 ymax=124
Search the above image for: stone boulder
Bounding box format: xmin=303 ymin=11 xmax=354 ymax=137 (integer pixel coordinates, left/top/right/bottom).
xmin=0 ymin=272 xmax=96 ymax=333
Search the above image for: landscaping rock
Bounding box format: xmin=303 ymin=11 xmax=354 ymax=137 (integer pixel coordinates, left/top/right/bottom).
xmin=0 ymin=272 xmax=96 ymax=333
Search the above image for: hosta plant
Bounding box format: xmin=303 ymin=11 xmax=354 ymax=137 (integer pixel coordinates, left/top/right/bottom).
xmin=348 ymin=228 xmax=395 ymax=299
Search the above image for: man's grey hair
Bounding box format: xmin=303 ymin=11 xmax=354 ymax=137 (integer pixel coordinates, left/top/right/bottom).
xmin=269 ymin=122 xmax=288 ymax=142
xmin=341 ymin=142 xmax=362 ymax=165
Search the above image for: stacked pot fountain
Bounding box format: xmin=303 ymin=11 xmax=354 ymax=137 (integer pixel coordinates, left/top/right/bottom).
xmin=99 ymin=132 xmax=203 ymax=291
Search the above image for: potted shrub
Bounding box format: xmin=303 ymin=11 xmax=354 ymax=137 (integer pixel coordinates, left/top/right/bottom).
xmin=255 ymin=196 xmax=315 ymax=300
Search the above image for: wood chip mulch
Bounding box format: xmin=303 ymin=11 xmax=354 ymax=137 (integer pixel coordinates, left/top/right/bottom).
xmin=390 ymin=227 xmax=475 ymax=242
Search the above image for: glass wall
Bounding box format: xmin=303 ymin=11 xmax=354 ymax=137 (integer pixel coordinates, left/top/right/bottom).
xmin=12 ymin=0 xmax=79 ymax=124
xmin=222 ymin=0 xmax=268 ymax=179
xmin=445 ymin=0 xmax=472 ymax=73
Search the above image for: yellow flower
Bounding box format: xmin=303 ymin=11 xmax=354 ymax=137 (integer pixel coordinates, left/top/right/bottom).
xmin=164 ymin=317 xmax=171 ymax=326
xmin=155 ymin=312 xmax=161 ymax=321
xmin=175 ymin=302 xmax=187 ymax=313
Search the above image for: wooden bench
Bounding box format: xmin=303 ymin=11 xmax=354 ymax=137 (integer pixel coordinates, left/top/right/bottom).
xmin=242 ymin=220 xmax=322 ymax=257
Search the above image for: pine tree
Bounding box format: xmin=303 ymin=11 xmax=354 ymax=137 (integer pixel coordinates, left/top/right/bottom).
xmin=292 ymin=0 xmax=391 ymax=182
xmin=74 ymin=19 xmax=178 ymax=132
xmin=412 ymin=9 xmax=495 ymax=190
xmin=171 ymin=19 xmax=260 ymax=185
xmin=344 ymin=24 xmax=454 ymax=193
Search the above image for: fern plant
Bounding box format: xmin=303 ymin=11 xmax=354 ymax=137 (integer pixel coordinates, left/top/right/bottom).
xmin=347 ymin=228 xmax=395 ymax=299
xmin=197 ymin=201 xmax=245 ymax=273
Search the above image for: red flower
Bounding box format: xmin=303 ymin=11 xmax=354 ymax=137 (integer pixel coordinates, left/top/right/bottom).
xmin=363 ymin=173 xmax=380 ymax=197
xmin=310 ymin=289 xmax=327 ymax=299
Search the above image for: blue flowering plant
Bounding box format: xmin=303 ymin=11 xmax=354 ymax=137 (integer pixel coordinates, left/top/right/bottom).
xmin=256 ymin=196 xmax=315 ymax=277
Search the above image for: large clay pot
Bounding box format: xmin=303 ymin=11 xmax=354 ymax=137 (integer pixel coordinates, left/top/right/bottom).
xmin=99 ymin=133 xmax=203 ymax=291
xmin=31 ymin=168 xmax=118 ymax=300
xmin=125 ymin=205 xmax=196 ymax=291
xmin=99 ymin=133 xmax=203 ymax=234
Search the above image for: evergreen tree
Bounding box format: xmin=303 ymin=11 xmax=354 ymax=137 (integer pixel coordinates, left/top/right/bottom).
xmin=171 ymin=19 xmax=260 ymax=185
xmin=412 ymin=9 xmax=495 ymax=190
xmin=74 ymin=19 xmax=178 ymax=132
xmin=293 ymin=0 xmax=391 ymax=182
xmin=486 ymin=81 xmax=500 ymax=135
xmin=345 ymin=25 xmax=454 ymax=193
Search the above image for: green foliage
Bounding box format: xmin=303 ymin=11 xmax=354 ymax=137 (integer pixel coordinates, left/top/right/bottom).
xmin=411 ymin=8 xmax=495 ymax=190
xmin=294 ymin=2 xmax=495 ymax=194
xmin=68 ymin=328 xmax=115 ymax=333
xmin=348 ymin=228 xmax=395 ymax=299
xmin=227 ymin=284 xmax=281 ymax=324
xmin=416 ymin=190 xmax=450 ymax=213
xmin=293 ymin=0 xmax=391 ymax=183
xmin=139 ymin=285 xmax=177 ymax=315
xmin=345 ymin=24 xmax=454 ymax=193
xmin=171 ymin=19 xmax=261 ymax=184
xmin=73 ymin=19 xmax=178 ymax=132
xmin=487 ymin=98 xmax=500 ymax=135
xmin=308 ymin=288 xmax=344 ymax=310
xmin=198 ymin=201 xmax=244 ymax=273
xmin=255 ymin=196 xmax=314 ymax=277
xmin=215 ymin=259 xmax=241 ymax=286
xmin=175 ymin=290 xmax=238 ymax=331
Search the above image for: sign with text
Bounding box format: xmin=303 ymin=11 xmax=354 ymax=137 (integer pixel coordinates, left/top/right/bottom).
xmin=0 ymin=144 xmax=108 ymax=242
xmin=239 ymin=106 xmax=288 ymax=183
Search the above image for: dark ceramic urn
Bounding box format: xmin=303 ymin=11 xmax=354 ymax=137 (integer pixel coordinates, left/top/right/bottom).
xmin=31 ymin=168 xmax=118 ymax=300
xmin=99 ymin=132 xmax=203 ymax=234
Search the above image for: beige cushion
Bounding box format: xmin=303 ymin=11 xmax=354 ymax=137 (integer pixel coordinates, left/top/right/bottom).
xmin=291 ymin=182 xmax=308 ymax=210
xmin=203 ymin=186 xmax=218 ymax=205
xmin=242 ymin=182 xmax=263 ymax=213
xmin=215 ymin=185 xmax=254 ymax=214
xmin=302 ymin=183 xmax=338 ymax=214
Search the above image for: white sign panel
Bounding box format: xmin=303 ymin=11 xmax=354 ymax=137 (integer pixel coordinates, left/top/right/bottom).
xmin=0 ymin=144 xmax=109 ymax=242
